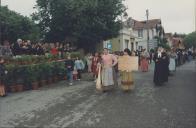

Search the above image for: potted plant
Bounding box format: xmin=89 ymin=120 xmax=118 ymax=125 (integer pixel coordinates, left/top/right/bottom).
xmin=5 ymin=64 xmax=17 ymax=92
xmin=14 ymin=66 xmax=25 ymax=92
xmin=47 ymin=63 xmax=54 ymax=84
xmin=38 ymin=63 xmax=51 ymax=85
xmin=0 ymin=68 xmax=6 ymax=96
xmin=24 ymin=55 xmax=32 ymax=65
xmin=57 ymin=62 xmax=66 ymax=80
xmin=51 ymin=62 xmax=59 ymax=83
xmin=27 ymin=65 xmax=39 ymax=90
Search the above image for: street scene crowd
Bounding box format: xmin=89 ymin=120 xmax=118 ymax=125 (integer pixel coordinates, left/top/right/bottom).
xmin=0 ymin=38 xmax=195 ymax=96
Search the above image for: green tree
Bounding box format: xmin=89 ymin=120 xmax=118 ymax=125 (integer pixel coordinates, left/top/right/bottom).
xmin=184 ymin=31 xmax=196 ymax=48
xmin=0 ymin=6 xmax=40 ymax=43
xmin=34 ymin=0 xmax=126 ymax=51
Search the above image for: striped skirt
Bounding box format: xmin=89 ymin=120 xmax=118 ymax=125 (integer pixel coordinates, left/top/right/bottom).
xmin=120 ymin=71 xmax=134 ymax=91
xmin=101 ymin=67 xmax=114 ymax=91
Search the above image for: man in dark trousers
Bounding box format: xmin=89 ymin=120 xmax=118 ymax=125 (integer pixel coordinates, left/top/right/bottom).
xmin=65 ymin=56 xmax=74 ymax=85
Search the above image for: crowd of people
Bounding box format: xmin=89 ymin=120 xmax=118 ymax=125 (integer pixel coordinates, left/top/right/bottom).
xmin=0 ymin=38 xmax=196 ymax=96
xmin=0 ymin=39 xmax=76 ymax=57
xmin=81 ymin=47 xmax=196 ymax=92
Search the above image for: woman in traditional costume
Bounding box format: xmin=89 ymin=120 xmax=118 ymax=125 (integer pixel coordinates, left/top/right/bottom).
xmin=119 ymin=49 xmax=135 ymax=92
xmin=100 ymin=48 xmax=117 ymax=91
xmin=91 ymin=52 xmax=101 ymax=81
xmin=169 ymin=49 xmax=177 ymax=75
xmin=140 ymin=49 xmax=149 ymax=72
xmin=87 ymin=53 xmax=93 ymax=73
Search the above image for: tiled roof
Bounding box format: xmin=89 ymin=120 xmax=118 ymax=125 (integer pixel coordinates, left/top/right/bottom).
xmin=133 ymin=19 xmax=161 ymax=30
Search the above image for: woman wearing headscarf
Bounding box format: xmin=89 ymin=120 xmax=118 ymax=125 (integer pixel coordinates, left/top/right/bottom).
xmin=140 ymin=48 xmax=149 ymax=72
xmin=169 ymin=49 xmax=177 ymax=75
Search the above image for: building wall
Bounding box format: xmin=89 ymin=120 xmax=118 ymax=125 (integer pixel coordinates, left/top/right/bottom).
xmin=103 ymin=27 xmax=132 ymax=52
xmin=111 ymin=37 xmax=120 ymax=51
xmin=133 ymin=28 xmax=158 ymax=51
xmin=102 ymin=27 xmax=159 ymax=52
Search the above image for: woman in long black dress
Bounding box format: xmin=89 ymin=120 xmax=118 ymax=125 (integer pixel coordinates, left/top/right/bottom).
xmin=153 ymin=47 xmax=169 ymax=85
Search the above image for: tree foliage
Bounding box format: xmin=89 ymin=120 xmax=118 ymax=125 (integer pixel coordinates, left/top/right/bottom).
xmin=154 ymin=35 xmax=170 ymax=50
xmin=0 ymin=6 xmax=40 ymax=43
xmin=33 ymin=0 xmax=126 ymax=51
xmin=184 ymin=31 xmax=196 ymax=48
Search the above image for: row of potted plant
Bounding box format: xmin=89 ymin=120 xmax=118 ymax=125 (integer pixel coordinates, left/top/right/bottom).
xmin=4 ymin=61 xmax=67 ymax=92
xmin=4 ymin=52 xmax=81 ymax=65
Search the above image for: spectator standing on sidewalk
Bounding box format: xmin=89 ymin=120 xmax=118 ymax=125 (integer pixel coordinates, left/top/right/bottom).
xmin=65 ymin=56 xmax=74 ymax=85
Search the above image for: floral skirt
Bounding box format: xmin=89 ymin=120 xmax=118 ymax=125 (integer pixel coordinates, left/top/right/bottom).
xmin=120 ymin=71 xmax=134 ymax=91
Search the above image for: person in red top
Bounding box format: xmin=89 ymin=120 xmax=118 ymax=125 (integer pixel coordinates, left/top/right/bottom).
xmin=50 ymin=43 xmax=58 ymax=55
xmin=91 ymin=52 xmax=101 ymax=81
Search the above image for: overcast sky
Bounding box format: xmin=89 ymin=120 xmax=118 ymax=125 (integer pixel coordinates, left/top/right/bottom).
xmin=1 ymin=0 xmax=196 ymax=34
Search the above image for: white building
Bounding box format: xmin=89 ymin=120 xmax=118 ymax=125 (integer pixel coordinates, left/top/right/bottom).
xmin=132 ymin=19 xmax=164 ymax=51
xmin=102 ymin=18 xmax=165 ymax=52
xmin=103 ymin=23 xmax=135 ymax=52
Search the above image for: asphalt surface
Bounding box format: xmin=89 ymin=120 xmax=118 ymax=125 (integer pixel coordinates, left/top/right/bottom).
xmin=0 ymin=61 xmax=196 ymax=128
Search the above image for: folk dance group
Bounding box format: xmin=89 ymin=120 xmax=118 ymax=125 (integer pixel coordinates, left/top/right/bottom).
xmin=95 ymin=46 xmax=173 ymax=93
xmin=96 ymin=48 xmax=136 ymax=92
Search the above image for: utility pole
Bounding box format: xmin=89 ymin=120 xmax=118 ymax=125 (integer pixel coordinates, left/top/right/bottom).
xmin=0 ymin=0 xmax=2 ymax=44
xmin=195 ymin=0 xmax=196 ymax=31
xmin=146 ymin=9 xmax=150 ymax=51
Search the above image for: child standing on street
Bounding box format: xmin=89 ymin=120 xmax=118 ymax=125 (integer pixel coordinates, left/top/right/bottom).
xmin=74 ymin=57 xmax=84 ymax=80
xmin=65 ymin=56 xmax=74 ymax=85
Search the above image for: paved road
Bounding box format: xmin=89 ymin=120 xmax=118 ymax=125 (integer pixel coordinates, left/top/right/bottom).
xmin=0 ymin=61 xmax=196 ymax=128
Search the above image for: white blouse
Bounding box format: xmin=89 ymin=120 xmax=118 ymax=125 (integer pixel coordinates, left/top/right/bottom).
xmin=158 ymin=52 xmax=162 ymax=58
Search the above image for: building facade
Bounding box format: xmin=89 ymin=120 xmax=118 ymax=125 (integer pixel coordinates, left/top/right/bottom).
xmin=102 ymin=18 xmax=165 ymax=52
xmin=103 ymin=26 xmax=135 ymax=52
xmin=132 ymin=19 xmax=164 ymax=51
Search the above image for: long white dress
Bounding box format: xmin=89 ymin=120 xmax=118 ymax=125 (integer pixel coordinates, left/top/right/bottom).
xmin=169 ymin=53 xmax=177 ymax=71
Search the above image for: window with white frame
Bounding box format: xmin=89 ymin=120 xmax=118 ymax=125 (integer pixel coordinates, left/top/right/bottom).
xmin=125 ymin=39 xmax=129 ymax=49
xmin=138 ymin=29 xmax=143 ymax=37
xmin=136 ymin=42 xmax=138 ymax=50
xmin=152 ymin=29 xmax=154 ymax=38
xmin=139 ymin=46 xmax=143 ymax=51
xmin=131 ymin=42 xmax=134 ymax=51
